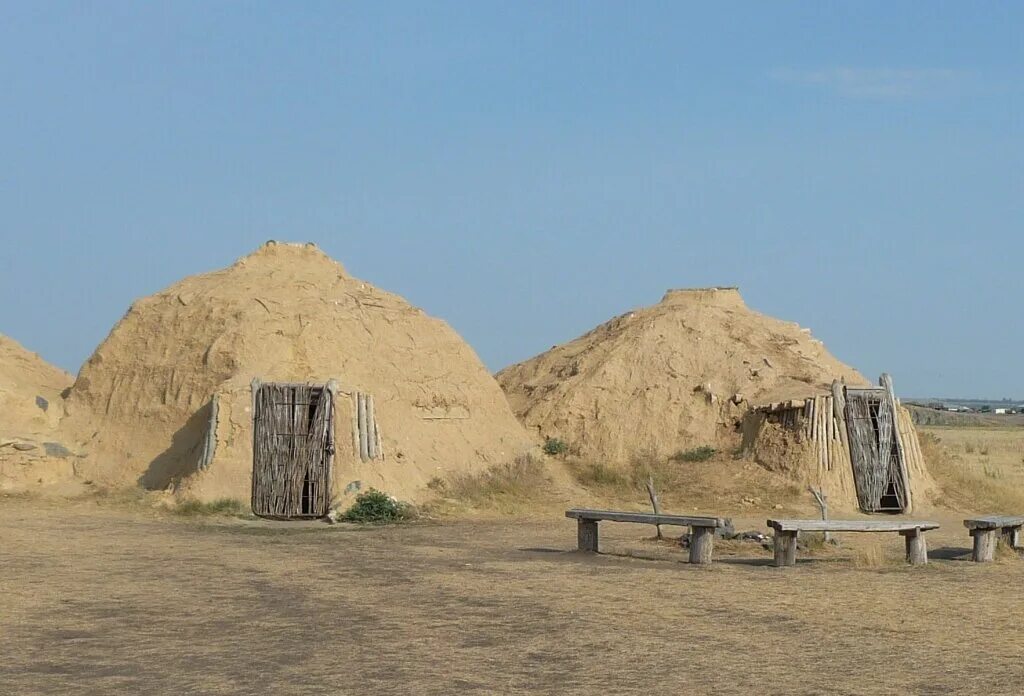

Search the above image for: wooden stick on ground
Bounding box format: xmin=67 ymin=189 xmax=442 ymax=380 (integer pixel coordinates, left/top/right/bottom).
xmin=645 ymin=476 xmax=664 ymax=540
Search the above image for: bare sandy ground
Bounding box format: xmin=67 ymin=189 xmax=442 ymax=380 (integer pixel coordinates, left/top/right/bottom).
xmin=2 ymin=497 xmax=1022 ymax=695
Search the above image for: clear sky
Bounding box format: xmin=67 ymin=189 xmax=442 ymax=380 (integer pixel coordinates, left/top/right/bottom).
xmin=1 ymin=2 xmax=1021 ymax=399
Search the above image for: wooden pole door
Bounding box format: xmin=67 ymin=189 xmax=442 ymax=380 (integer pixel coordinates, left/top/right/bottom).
xmin=251 ymin=382 xmax=335 ymax=519
xmin=844 ymin=387 xmax=908 ymax=513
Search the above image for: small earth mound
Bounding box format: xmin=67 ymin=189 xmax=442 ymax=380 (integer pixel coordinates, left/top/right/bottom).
xmin=497 ymin=287 xmax=868 ymax=465
xmin=0 ymin=333 xmax=79 ymax=490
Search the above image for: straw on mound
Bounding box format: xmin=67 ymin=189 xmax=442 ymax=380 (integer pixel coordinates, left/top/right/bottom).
xmin=497 ymin=287 xmax=868 ymax=465
xmin=64 ymin=241 xmax=533 ymax=503
xmin=0 ymin=334 xmax=79 ymax=489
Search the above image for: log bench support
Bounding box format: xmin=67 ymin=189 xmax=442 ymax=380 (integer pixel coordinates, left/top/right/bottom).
xmin=577 ymin=519 xmax=599 ymax=553
xmin=773 ymin=531 xmax=798 ymax=567
xmin=970 ymin=528 xmax=998 ymax=563
xmin=964 ymin=516 xmax=1024 ymax=562
xmin=901 ymin=528 xmax=928 ymax=566
xmin=566 ymin=509 xmax=729 ymax=565
xmin=767 ymin=519 xmax=940 ymax=568
xmin=689 ymin=526 xmax=715 ymax=565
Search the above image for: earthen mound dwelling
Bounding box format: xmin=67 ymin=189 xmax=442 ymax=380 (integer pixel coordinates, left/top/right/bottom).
xmin=0 ymin=334 xmax=78 ymax=490
xmin=497 ymin=287 xmax=868 ymax=465
xmin=64 ymin=241 xmax=534 ymax=508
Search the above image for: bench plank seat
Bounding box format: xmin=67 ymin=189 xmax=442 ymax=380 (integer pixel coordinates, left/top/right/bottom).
xmin=566 ymin=509 xmax=727 ymax=528
xmin=565 ymin=508 xmax=729 ymax=565
xmin=963 ymin=515 xmax=1023 ymax=561
xmin=766 ymin=518 xmax=939 ymax=567
xmin=963 ymin=515 xmax=1024 ymax=530
xmin=767 ymin=519 xmax=940 ymax=533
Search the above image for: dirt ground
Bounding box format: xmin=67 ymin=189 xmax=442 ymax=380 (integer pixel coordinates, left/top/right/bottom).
xmin=2 ymin=496 xmax=1022 ymax=696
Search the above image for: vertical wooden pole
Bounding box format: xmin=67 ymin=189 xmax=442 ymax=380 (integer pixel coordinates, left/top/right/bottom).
xmin=357 ymin=393 xmax=369 ymax=462
xmin=808 ymin=487 xmax=830 ymax=543
xmin=645 ymin=477 xmax=663 ymax=540
xmin=365 ymin=394 xmax=377 ymax=460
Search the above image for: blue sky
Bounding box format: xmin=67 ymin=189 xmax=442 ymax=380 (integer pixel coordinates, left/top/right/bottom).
xmin=1 ymin=2 xmax=1021 ymax=398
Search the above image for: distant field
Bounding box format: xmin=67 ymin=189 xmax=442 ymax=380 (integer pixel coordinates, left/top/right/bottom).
xmin=908 ymin=404 xmax=1024 ymax=428
xmin=919 ymin=424 xmax=1024 ymax=510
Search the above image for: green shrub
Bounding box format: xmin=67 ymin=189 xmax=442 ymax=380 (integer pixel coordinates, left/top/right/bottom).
xmin=174 ymin=498 xmax=246 ymax=517
xmin=670 ymin=446 xmax=717 ymax=463
xmin=543 ymin=437 xmax=569 ymax=456
xmin=342 ymin=489 xmax=414 ymax=523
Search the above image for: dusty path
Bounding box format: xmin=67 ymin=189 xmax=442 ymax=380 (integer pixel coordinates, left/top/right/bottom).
xmin=1 ymin=499 xmax=1022 ymax=695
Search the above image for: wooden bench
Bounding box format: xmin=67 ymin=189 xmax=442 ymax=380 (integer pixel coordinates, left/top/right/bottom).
xmin=565 ymin=509 xmax=730 ymax=565
xmin=964 ymin=516 xmax=1024 ymax=562
xmin=766 ymin=519 xmax=940 ymax=567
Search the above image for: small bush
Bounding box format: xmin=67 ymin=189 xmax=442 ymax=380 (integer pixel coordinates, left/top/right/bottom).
xmin=543 ymin=437 xmax=569 ymax=456
xmin=174 ymin=498 xmax=246 ymax=517
xmin=342 ymin=489 xmax=414 ymax=523
xmin=670 ymin=446 xmax=717 ymax=463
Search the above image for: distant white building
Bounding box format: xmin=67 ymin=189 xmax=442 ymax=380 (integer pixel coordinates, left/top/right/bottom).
xmin=994 ymin=408 xmax=1008 ymax=415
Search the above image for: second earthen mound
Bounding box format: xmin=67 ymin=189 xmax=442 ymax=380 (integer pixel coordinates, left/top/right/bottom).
xmin=497 ymin=288 xmax=867 ymax=465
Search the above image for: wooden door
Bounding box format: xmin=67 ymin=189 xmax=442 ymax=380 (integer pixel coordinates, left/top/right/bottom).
xmin=251 ymin=383 xmax=334 ymax=519
xmin=845 ymin=389 xmax=907 ymax=513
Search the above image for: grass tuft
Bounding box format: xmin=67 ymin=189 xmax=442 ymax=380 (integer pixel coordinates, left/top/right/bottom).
xmin=851 ymin=543 xmax=893 ymax=569
xmin=669 ymin=446 xmax=717 ymax=463
xmin=174 ymin=498 xmax=247 ymax=517
xmin=567 ymin=461 xmax=631 ymax=489
xmin=542 ymin=437 xmax=569 ymax=456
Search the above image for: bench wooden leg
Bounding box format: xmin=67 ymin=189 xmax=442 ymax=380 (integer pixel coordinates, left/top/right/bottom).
xmin=1001 ymin=526 xmax=1020 ymax=550
xmin=903 ymin=529 xmax=928 ymax=565
xmin=971 ymin=529 xmax=998 ymax=562
xmin=688 ymin=527 xmax=714 ymax=565
xmin=577 ymin=519 xmax=599 ymax=553
xmin=773 ymin=531 xmax=798 ymax=567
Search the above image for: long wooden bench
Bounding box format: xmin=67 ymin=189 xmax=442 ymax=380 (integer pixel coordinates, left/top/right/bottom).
xmin=964 ymin=515 xmax=1024 ymax=562
xmin=565 ymin=509 xmax=730 ymax=565
xmin=767 ymin=519 xmax=940 ymax=567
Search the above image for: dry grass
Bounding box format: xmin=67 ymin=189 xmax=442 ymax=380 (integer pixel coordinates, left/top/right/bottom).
xmin=850 ymin=542 xmax=898 ymax=569
xmin=173 ymin=498 xmax=248 ymax=517
xmin=565 ymin=460 xmax=631 ymax=490
xmin=566 ymin=449 xmax=805 ymax=514
xmin=428 ymin=454 xmax=553 ymax=514
xmin=995 ymin=539 xmax=1022 ymax=564
xmin=1 ymin=498 xmax=1023 ymax=695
